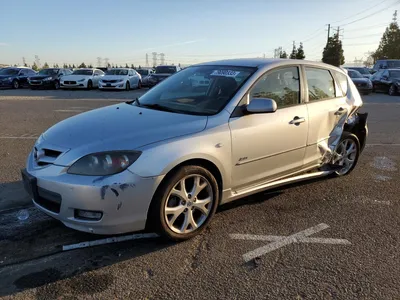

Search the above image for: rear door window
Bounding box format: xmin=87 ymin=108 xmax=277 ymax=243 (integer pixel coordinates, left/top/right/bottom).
xmin=305 ymin=67 xmax=335 ymax=101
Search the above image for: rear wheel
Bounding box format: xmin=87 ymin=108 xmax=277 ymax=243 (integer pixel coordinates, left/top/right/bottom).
xmin=332 ymin=132 xmax=360 ymax=176
xmin=12 ymin=80 xmax=19 ymax=89
xmin=137 ymin=80 xmax=142 ymax=89
xmin=125 ymin=81 xmax=130 ymax=91
xmin=54 ymin=80 xmax=60 ymax=90
xmin=148 ymin=165 xmax=219 ymax=241
xmin=388 ymin=84 xmax=397 ymax=96
xmin=87 ymin=80 xmax=93 ymax=90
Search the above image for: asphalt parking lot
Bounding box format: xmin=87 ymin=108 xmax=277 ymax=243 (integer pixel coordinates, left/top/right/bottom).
xmin=0 ymin=89 xmax=399 ymax=299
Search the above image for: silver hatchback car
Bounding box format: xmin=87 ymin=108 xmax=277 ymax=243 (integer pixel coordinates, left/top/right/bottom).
xmin=22 ymin=59 xmax=368 ymax=241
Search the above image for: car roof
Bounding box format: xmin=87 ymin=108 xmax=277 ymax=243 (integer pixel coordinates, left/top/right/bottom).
xmin=193 ymin=58 xmax=344 ymax=72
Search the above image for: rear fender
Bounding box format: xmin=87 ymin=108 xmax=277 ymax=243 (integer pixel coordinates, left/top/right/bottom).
xmin=344 ymin=112 xmax=368 ymax=152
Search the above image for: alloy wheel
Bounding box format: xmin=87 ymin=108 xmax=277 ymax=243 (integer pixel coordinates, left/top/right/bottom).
xmin=333 ymin=138 xmax=358 ymax=175
xmin=164 ymin=174 xmax=213 ymax=234
xmin=389 ymin=85 xmax=396 ymax=96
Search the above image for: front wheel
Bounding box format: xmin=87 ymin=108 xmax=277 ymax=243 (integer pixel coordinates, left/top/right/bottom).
xmin=125 ymin=81 xmax=130 ymax=91
xmin=54 ymin=80 xmax=60 ymax=90
xmin=148 ymin=165 xmax=219 ymax=241
xmin=388 ymin=84 xmax=397 ymax=96
xmin=137 ymin=80 xmax=142 ymax=89
xmin=12 ymin=80 xmax=19 ymax=89
xmin=87 ymin=80 xmax=93 ymax=90
xmin=332 ymin=132 xmax=360 ymax=176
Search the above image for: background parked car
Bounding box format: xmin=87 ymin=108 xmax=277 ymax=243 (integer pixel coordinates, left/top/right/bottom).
xmin=371 ymin=68 xmax=400 ymax=96
xmin=147 ymin=65 xmax=181 ymax=87
xmin=345 ymin=67 xmax=372 ymax=79
xmin=60 ymin=68 xmax=104 ymax=89
xmin=136 ymin=68 xmax=154 ymax=87
xmin=99 ymin=68 xmax=141 ymax=90
xmin=28 ymin=68 xmax=72 ymax=90
xmin=347 ymin=69 xmax=373 ymax=95
xmin=373 ymin=59 xmax=400 ymax=71
xmin=0 ymin=67 xmax=37 ymax=89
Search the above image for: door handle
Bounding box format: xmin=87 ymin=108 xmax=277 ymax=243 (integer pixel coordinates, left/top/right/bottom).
xmin=334 ymin=107 xmax=346 ymax=115
xmin=290 ymin=116 xmax=306 ymax=125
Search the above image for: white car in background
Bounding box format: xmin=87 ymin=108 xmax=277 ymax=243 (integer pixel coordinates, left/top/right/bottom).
xmin=60 ymin=68 xmax=104 ymax=89
xmin=99 ymin=68 xmax=142 ymax=90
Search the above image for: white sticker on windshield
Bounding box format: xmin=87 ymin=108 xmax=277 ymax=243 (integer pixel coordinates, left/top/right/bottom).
xmin=210 ymin=70 xmax=240 ymax=77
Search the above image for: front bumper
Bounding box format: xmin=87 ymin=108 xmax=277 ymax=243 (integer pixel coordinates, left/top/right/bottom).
xmin=99 ymin=82 xmax=125 ymax=90
xmin=22 ymin=150 xmax=164 ymax=235
xmin=0 ymin=80 xmax=13 ymax=88
xmin=29 ymin=80 xmax=55 ymax=88
xmin=60 ymin=81 xmax=87 ymax=89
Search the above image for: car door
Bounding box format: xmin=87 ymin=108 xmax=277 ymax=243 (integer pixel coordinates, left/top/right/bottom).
xmin=229 ymin=65 xmax=309 ymax=190
xmin=380 ymin=70 xmax=391 ymax=92
xmin=371 ymin=70 xmax=383 ymax=91
xmin=302 ymin=66 xmax=351 ymax=167
xmin=18 ymin=69 xmax=29 ymax=86
xmin=93 ymin=70 xmax=102 ymax=86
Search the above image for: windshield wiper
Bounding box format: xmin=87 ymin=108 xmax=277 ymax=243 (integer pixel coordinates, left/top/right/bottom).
xmin=125 ymin=98 xmax=140 ymax=105
xmin=140 ymin=103 xmax=179 ymax=113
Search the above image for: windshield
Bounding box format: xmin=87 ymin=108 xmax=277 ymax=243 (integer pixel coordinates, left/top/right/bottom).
xmin=38 ymin=69 xmax=59 ymax=75
xmin=348 ymin=70 xmax=363 ymax=79
xmin=137 ymin=69 xmax=149 ymax=76
xmin=389 ymin=70 xmax=400 ymax=78
xmin=105 ymin=69 xmax=128 ymax=75
xmin=387 ymin=61 xmax=400 ymax=68
xmin=136 ymin=65 xmax=256 ymax=115
xmin=72 ymin=69 xmax=93 ymax=75
xmin=155 ymin=66 xmax=177 ymax=74
xmin=351 ymin=68 xmax=369 ymax=75
xmin=0 ymin=68 xmax=19 ymax=76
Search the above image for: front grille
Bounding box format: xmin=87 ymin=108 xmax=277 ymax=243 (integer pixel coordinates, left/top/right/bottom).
xmin=64 ymin=81 xmax=76 ymax=84
xmin=35 ymin=187 xmax=62 ymax=213
xmin=30 ymin=80 xmax=42 ymax=85
xmin=44 ymin=148 xmax=62 ymax=158
xmin=102 ymin=80 xmax=117 ymax=83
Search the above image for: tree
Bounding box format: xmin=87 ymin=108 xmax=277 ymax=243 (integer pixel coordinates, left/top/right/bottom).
xmin=72 ymin=64 xmax=76 ymax=69
xmin=373 ymin=11 xmax=400 ymax=61
xmin=88 ymin=64 xmax=93 ymax=68
xmin=280 ymin=50 xmax=288 ymax=58
xmin=131 ymin=64 xmax=135 ymax=69
xmin=107 ymin=63 xmax=111 ymax=68
xmin=125 ymin=63 xmax=129 ymax=68
xmin=322 ymin=33 xmax=345 ymax=66
xmin=42 ymin=62 xmax=49 ymax=69
xmin=78 ymin=62 xmax=86 ymax=68
xmin=296 ymin=42 xmax=305 ymax=59
xmin=63 ymin=64 xmax=68 ymax=68
xmin=290 ymin=43 xmax=297 ymax=59
xmin=138 ymin=65 xmax=141 ymax=69
xmin=24 ymin=62 xmax=28 ymax=67
xmin=32 ymin=62 xmax=39 ymax=71
xmin=68 ymin=64 xmax=72 ymax=68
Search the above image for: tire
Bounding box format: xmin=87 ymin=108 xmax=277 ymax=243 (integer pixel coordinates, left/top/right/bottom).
xmin=137 ymin=80 xmax=142 ymax=89
xmin=332 ymin=132 xmax=360 ymax=177
xmin=125 ymin=81 xmax=130 ymax=91
xmin=54 ymin=80 xmax=60 ymax=90
xmin=388 ymin=84 xmax=397 ymax=96
xmin=148 ymin=165 xmax=219 ymax=241
xmin=12 ymin=80 xmax=19 ymax=89
xmin=87 ymin=80 xmax=93 ymax=90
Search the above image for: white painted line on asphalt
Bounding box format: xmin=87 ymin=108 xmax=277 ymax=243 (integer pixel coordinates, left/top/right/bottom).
xmin=54 ymin=109 xmax=84 ymax=113
xmin=69 ymin=106 xmax=90 ymax=109
xmin=62 ymin=233 xmax=159 ymax=251
xmin=230 ymin=223 xmax=351 ymax=262
xmin=366 ymin=144 xmax=400 ymax=146
xmin=0 ymin=136 xmax=38 ymax=140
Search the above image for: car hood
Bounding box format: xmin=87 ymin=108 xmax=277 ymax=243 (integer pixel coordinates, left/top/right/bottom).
xmin=101 ymin=75 xmax=128 ymax=80
xmin=152 ymin=73 xmax=173 ymax=78
xmin=351 ymin=78 xmax=370 ymax=84
xmin=40 ymin=103 xmax=207 ymax=166
xmin=29 ymin=75 xmax=55 ymax=80
xmin=61 ymin=74 xmax=92 ymax=81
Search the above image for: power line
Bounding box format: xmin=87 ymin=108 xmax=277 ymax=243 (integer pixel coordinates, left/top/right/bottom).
xmin=331 ymin=0 xmax=389 ymax=24
xmin=339 ymin=0 xmax=400 ymax=27
xmin=343 ymin=33 xmax=383 ymax=39
xmin=344 ymin=23 xmax=390 ymax=32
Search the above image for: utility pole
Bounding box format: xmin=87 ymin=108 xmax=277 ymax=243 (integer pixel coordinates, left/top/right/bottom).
xmin=159 ymin=53 xmax=165 ymax=65
xmin=326 ymin=24 xmax=331 ymax=44
xmin=22 ymin=57 xmax=26 ymax=66
xmin=145 ymin=53 xmax=149 ymax=67
xmin=152 ymin=52 xmax=158 ymax=67
xmin=34 ymin=55 xmax=40 ymax=68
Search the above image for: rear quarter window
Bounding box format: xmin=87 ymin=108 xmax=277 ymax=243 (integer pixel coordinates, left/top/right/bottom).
xmin=334 ymin=71 xmax=348 ymax=96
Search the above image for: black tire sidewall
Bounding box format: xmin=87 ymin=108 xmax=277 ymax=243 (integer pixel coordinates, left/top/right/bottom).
xmin=389 ymin=84 xmax=396 ymax=96
xmin=149 ymin=165 xmax=219 ymax=241
xmin=13 ymin=80 xmax=19 ymax=89
xmin=87 ymin=80 xmax=93 ymax=90
xmin=54 ymin=80 xmax=60 ymax=89
xmin=126 ymin=81 xmax=130 ymax=91
xmin=334 ymin=132 xmax=360 ymax=176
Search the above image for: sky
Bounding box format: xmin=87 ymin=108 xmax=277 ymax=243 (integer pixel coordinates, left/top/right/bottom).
xmin=0 ymin=0 xmax=399 ymax=67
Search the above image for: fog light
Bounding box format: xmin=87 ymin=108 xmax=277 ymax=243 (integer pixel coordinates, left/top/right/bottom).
xmin=75 ymin=209 xmax=102 ymax=220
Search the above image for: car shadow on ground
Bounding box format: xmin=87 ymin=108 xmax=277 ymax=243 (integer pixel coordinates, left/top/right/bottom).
xmin=0 ymin=174 xmax=336 ymax=297
xmin=0 ymin=87 xmax=148 ymax=101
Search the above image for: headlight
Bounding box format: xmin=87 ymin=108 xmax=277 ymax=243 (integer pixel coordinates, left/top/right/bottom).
xmin=77 ymin=78 xmax=86 ymax=82
xmin=6 ymin=77 xmax=12 ymax=81
xmin=43 ymin=77 xmax=53 ymax=81
xmin=67 ymin=151 xmax=142 ymax=176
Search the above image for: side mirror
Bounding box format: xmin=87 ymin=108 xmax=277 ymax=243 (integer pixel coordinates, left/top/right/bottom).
xmin=246 ymin=98 xmax=277 ymax=114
